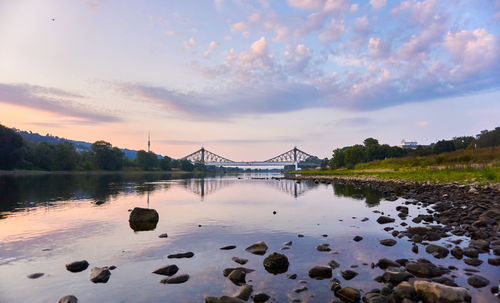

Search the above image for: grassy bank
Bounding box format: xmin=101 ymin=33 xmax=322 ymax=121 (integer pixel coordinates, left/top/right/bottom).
xmin=293 ymin=146 xmax=500 ymax=184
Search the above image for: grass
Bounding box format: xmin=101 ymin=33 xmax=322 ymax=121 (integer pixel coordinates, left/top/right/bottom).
xmin=294 ymin=146 xmax=500 ymax=184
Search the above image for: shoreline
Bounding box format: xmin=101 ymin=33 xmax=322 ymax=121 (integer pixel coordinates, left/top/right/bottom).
xmin=0 ymin=169 xmax=197 ymax=176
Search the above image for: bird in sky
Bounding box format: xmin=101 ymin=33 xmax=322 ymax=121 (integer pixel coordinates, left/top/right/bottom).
xmin=51 ymin=18 xmax=55 ymax=21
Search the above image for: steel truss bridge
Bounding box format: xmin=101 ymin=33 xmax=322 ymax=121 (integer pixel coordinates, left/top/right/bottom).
xmin=181 ymin=146 xmax=318 ymax=169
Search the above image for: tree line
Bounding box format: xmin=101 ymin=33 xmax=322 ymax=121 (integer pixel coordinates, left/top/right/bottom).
xmin=329 ymin=127 xmax=500 ymax=169
xmin=0 ymin=124 xmax=206 ymax=172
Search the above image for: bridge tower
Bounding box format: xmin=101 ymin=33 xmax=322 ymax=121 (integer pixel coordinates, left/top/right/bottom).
xmin=293 ymin=146 xmax=298 ymax=170
xmin=200 ymin=147 xmax=205 ymax=164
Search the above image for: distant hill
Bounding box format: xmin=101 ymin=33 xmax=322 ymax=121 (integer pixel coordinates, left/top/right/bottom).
xmin=14 ymin=129 xmax=139 ymax=159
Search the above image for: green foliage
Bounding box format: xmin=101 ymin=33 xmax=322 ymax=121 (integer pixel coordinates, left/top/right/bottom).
xmin=180 ymin=159 xmax=194 ymax=172
xmin=329 ymin=148 xmax=345 ymax=169
xmin=433 ymin=140 xmax=456 ymax=154
xmin=344 ymin=145 xmax=366 ymax=169
xmin=476 ymin=127 xmax=500 ymax=148
xmin=159 ymin=157 xmax=172 ymax=171
xmin=136 ymin=150 xmax=159 ymax=170
xmin=91 ymin=141 xmax=124 ymax=170
xmin=0 ymin=124 xmax=26 ymax=169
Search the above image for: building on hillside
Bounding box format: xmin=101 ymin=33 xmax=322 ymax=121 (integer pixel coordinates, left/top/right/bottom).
xmin=400 ymin=139 xmax=419 ymax=149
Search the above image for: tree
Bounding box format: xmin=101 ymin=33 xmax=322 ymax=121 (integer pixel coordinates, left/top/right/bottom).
xmin=159 ymin=156 xmax=172 ymax=171
xmin=136 ymin=150 xmax=159 ymax=170
xmin=453 ymin=136 xmax=475 ymax=150
xmin=344 ymin=145 xmax=366 ymax=169
xmin=91 ymin=141 xmax=124 ymax=170
xmin=180 ymin=159 xmax=194 ymax=171
xmin=320 ymin=158 xmax=329 ymax=170
xmin=476 ymin=127 xmax=500 ymax=148
xmin=54 ymin=142 xmax=79 ymax=170
xmin=433 ymin=140 xmax=456 ymax=154
xmin=329 ymin=148 xmax=345 ymax=169
xmin=363 ymin=138 xmax=379 ymax=147
xmin=0 ymin=124 xmax=26 ymax=169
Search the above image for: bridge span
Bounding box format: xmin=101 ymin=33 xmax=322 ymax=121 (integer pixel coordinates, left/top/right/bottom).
xmin=180 ymin=146 xmax=318 ymax=169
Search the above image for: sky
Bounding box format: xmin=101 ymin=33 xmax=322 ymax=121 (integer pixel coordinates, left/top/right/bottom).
xmin=0 ymin=0 xmax=499 ymax=160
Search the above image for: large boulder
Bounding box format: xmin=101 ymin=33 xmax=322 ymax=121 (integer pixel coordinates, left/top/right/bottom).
xmin=263 ymin=252 xmax=289 ymax=274
xmin=129 ymin=207 xmax=159 ymax=231
xmin=467 ymin=275 xmax=489 ymax=288
xmin=382 ymin=271 xmax=414 ymax=285
xmin=377 ymin=216 xmax=395 ymax=224
xmin=414 ymin=281 xmax=471 ymax=303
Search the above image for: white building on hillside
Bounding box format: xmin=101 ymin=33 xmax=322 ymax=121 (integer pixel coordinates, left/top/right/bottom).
xmin=400 ymin=139 xmax=418 ymax=149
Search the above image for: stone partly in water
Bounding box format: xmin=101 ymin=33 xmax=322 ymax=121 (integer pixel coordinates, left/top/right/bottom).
xmin=376 ymin=258 xmax=401 ymax=269
xmin=341 ymin=270 xmax=358 ymax=280
xmin=234 ymin=285 xmax=253 ymax=301
xmin=263 ymin=252 xmax=289 ymax=275
xmin=222 ymin=267 xmax=255 ymax=277
xmin=58 ymin=295 xmax=78 ymax=303
xmin=379 ymin=239 xmax=397 ymax=246
xmin=414 ymin=281 xmax=471 ymax=303
xmin=153 ymin=264 xmax=179 ymax=276
xmin=232 ymin=257 xmax=248 ymax=265
xmin=317 ymin=243 xmax=331 ymax=252
xmin=128 ymin=207 xmax=159 ymax=231
xmin=158 ymin=233 xmax=168 ymax=238
xmin=353 ymin=236 xmax=363 ymax=242
xmin=205 ymin=296 xmax=246 ymax=303
xmin=382 ymin=271 xmax=414 ymax=285
xmin=27 ymin=273 xmax=44 ymax=279
xmin=168 ymin=252 xmax=194 ymax=259
xmin=245 ymin=241 xmax=268 ymax=255
xmin=405 ymin=262 xmax=442 ymax=278
xmin=308 ymin=266 xmax=332 ymax=280
xmin=425 ymin=244 xmax=449 ymax=259
xmin=467 ymin=275 xmax=490 ymax=288
xmin=252 ymin=293 xmax=270 ymax=303
xmin=228 ymin=269 xmax=246 ymax=286
xmin=336 ymin=287 xmax=360 ymax=303
xmin=160 ymin=274 xmax=190 ymax=284
xmin=65 ymin=260 xmax=89 ymax=273
xmin=377 ymin=216 xmax=395 ymax=224
xmin=90 ymin=267 xmax=111 ymax=283
xmin=220 ymin=245 xmax=237 ymax=250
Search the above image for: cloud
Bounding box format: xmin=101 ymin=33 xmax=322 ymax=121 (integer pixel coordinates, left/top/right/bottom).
xmin=318 ymin=18 xmax=344 ymax=42
xmin=251 ymin=36 xmax=268 ymax=57
xmin=443 ymin=28 xmax=500 ymax=81
xmin=273 ymin=25 xmax=290 ymax=41
xmin=230 ymin=13 xmax=261 ymax=37
xmin=370 ymin=0 xmax=386 ymax=11
xmin=332 ymin=117 xmax=373 ymax=127
xmin=0 ymin=83 xmax=121 ymax=123
xmin=113 ymin=81 xmax=321 ymax=119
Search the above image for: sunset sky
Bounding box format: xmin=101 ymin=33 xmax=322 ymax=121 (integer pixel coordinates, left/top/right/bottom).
xmin=0 ymin=0 xmax=499 ymax=160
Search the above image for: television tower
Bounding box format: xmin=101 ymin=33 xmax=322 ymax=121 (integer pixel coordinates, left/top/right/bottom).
xmin=148 ymin=131 xmax=151 ymax=152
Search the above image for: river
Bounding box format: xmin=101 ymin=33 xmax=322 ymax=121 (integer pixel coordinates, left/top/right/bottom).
xmin=0 ymin=173 xmax=497 ymax=302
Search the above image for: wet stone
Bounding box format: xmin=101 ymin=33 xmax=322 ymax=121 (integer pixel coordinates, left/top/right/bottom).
xmin=220 ymin=245 xmax=237 ymax=250
xmin=317 ymin=243 xmax=331 ymax=252
xmin=228 ymin=269 xmax=246 ymax=286
xmin=308 ymin=266 xmax=332 ymax=280
xmin=425 ymin=244 xmax=449 ymax=259
xmin=66 ymin=260 xmax=89 ymax=273
xmin=223 ymin=267 xmax=255 ymax=277
xmin=168 ymin=252 xmax=194 ymax=259
xmin=27 ymin=273 xmax=44 ymax=279
xmin=353 ymin=236 xmax=363 ymax=242
xmin=232 ymin=257 xmax=248 ymax=265
xmin=58 ymin=295 xmax=78 ymax=303
xmin=245 ymin=241 xmax=268 ymax=255
xmin=252 ymin=293 xmax=270 ymax=303
xmin=380 ymin=239 xmax=397 ymax=246
xmin=158 ymin=233 xmax=168 ymax=238
xmin=328 ymin=260 xmax=340 ymax=269
xmin=90 ymin=267 xmax=111 ymax=283
xmin=294 ymin=286 xmax=308 ymax=293
xmin=287 ymin=273 xmax=297 ymax=279
xmin=336 ymin=287 xmax=360 ymax=303
xmin=467 ymin=275 xmax=489 ymax=288
xmin=263 ymin=252 xmax=289 ymax=275
xmin=153 ymin=264 xmax=179 ymax=276
xmin=462 ymin=248 xmax=478 ymax=258
xmin=464 ymin=258 xmax=483 ymax=266
xmin=160 ymin=274 xmax=189 ymax=284
xmin=487 ymin=257 xmax=500 ymax=266
xmin=341 ymin=269 xmax=358 ymax=280
xmin=234 ymin=285 xmax=253 ymax=301
xmin=377 ymin=216 xmax=395 ymax=224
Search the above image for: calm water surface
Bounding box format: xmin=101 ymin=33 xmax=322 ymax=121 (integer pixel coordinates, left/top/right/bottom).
xmin=0 ymin=173 xmax=498 ymax=302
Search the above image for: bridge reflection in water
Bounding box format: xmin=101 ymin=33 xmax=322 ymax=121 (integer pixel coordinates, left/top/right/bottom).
xmin=179 ymin=177 xmax=316 ymax=199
